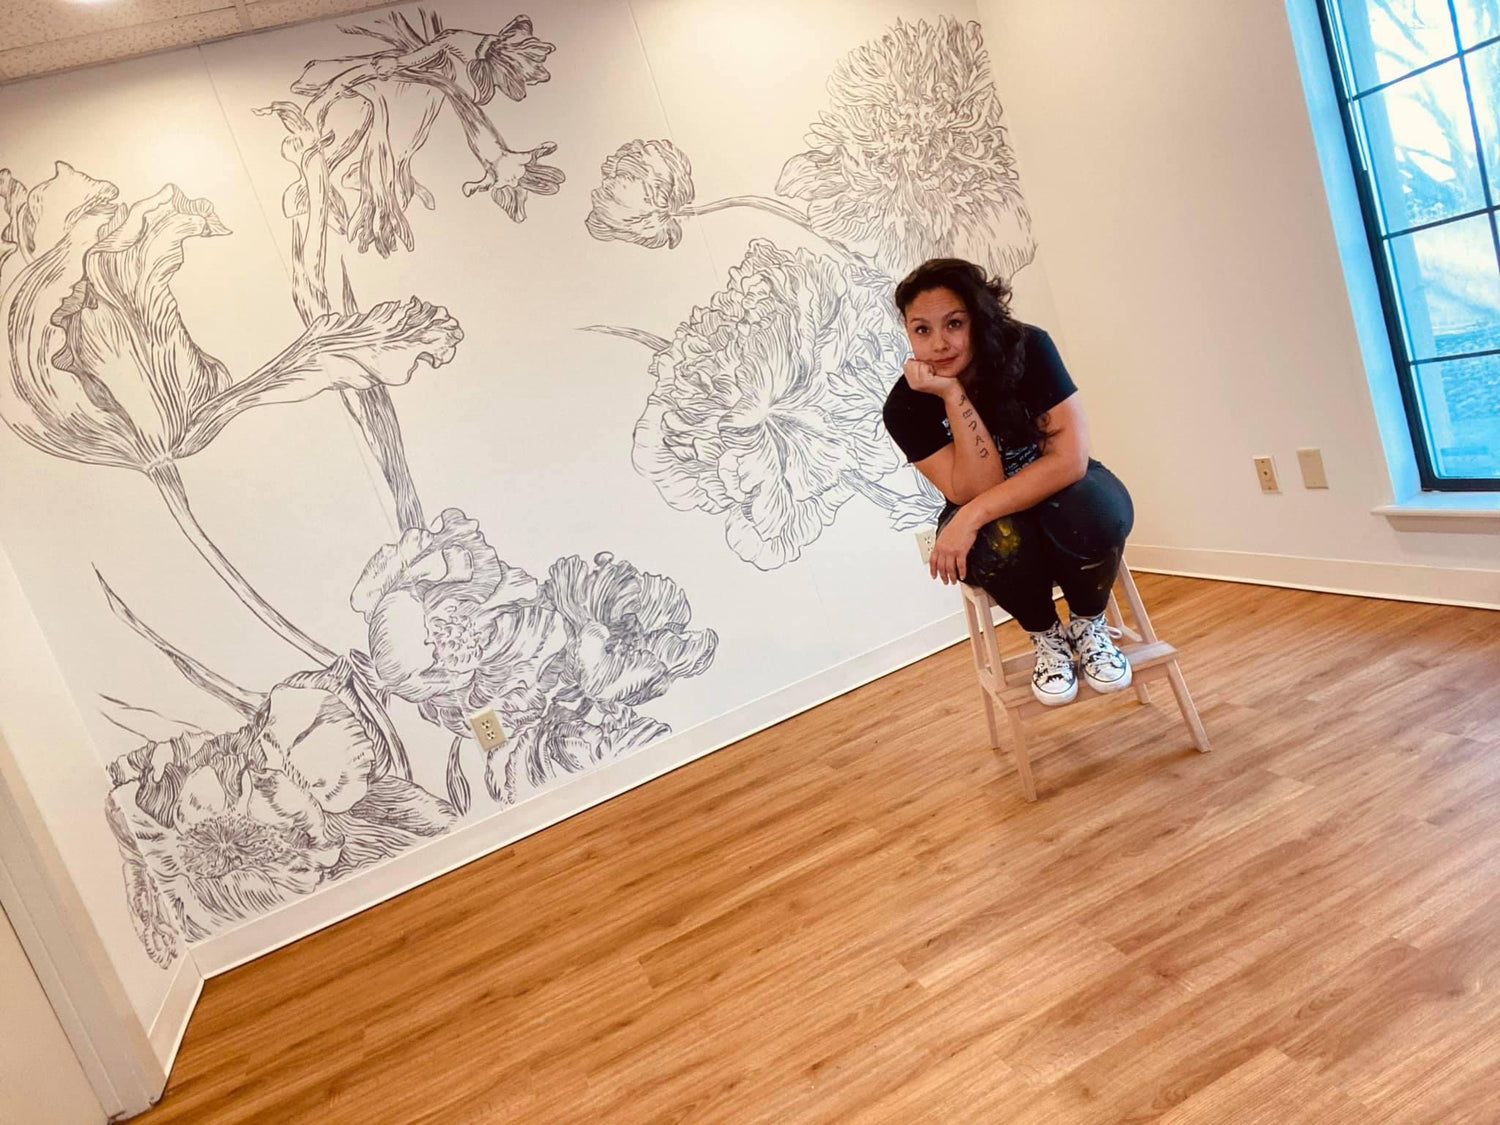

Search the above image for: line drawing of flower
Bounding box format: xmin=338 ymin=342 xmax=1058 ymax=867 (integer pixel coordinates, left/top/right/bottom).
xmin=104 ymin=791 xmax=182 ymax=968
xmin=0 ymin=160 xmax=463 ymax=662
xmin=776 ymin=16 xmax=1035 ymax=281
xmin=0 ymin=163 xmax=461 ymax=474
xmin=584 ymin=17 xmax=1028 ymax=568
xmin=0 ymin=7 xmax=724 ymax=966
xmin=541 ymin=551 xmax=719 ymax=711
xmin=477 ymin=550 xmax=716 ymax=807
xmin=104 ymin=660 xmax=456 ymax=943
xmin=261 ymin=8 xmax=562 ymax=535
xmin=287 ymin=8 xmax=562 ymax=249
xmin=351 ymin=508 xmax=562 ymax=738
xmin=486 ymin=704 xmax=668 ymax=808
xmin=586 ymin=139 xmax=697 ymax=250
xmin=620 ymin=238 xmax=931 ymax=568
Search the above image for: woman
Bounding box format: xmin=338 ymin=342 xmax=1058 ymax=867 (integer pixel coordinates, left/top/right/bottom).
xmin=882 ymin=258 xmax=1135 ymax=707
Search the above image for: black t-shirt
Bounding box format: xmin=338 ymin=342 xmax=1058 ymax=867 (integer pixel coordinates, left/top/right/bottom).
xmin=882 ymin=324 xmax=1077 ymax=479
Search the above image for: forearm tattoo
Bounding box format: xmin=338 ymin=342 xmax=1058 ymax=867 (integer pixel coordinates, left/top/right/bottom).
xmin=957 ymin=394 xmax=990 ymax=459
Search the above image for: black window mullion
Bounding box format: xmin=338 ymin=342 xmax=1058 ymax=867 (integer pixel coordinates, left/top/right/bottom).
xmin=1446 ymin=0 xmax=1500 ymax=488
xmin=1317 ymin=0 xmax=1499 ymax=489
xmin=1348 ymin=30 xmax=1500 ymax=101
xmin=1316 ymin=0 xmax=1442 ymax=488
xmin=1381 ymin=201 xmax=1495 ymax=239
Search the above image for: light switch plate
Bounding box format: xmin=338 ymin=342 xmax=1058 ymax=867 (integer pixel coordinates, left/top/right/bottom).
xmin=1253 ymin=455 xmax=1280 ymax=493
xmin=1296 ymin=447 xmax=1329 ymax=489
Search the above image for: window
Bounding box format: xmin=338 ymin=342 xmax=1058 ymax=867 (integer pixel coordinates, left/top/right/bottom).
xmin=1317 ymin=0 xmax=1500 ymax=488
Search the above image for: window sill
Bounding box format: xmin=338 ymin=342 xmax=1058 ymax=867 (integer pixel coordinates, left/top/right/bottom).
xmin=1375 ymin=492 xmax=1500 ymax=526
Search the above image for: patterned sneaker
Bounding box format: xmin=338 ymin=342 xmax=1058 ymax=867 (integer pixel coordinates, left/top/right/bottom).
xmin=1067 ymin=613 xmax=1133 ymax=694
xmin=1027 ymin=621 xmax=1078 ymax=706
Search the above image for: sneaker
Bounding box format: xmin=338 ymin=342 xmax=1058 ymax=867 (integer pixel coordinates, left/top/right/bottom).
xmin=1067 ymin=613 xmax=1133 ymax=694
xmin=1027 ymin=621 xmax=1078 ymax=706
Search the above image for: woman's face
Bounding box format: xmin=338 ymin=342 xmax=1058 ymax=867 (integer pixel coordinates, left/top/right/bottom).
xmin=903 ymin=286 xmax=973 ymax=379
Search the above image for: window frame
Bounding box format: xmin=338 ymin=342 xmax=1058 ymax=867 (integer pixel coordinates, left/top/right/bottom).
xmin=1313 ymin=0 xmax=1500 ymax=491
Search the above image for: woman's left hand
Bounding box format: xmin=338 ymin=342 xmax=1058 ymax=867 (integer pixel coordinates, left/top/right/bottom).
xmin=930 ymin=510 xmax=979 ymax=584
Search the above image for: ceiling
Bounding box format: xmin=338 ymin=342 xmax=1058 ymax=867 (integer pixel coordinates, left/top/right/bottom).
xmin=0 ymin=0 xmax=401 ymax=83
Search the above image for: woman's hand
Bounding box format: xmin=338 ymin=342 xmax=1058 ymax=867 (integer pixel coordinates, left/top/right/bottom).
xmin=904 ymin=358 xmax=961 ymax=400
xmin=930 ymin=508 xmax=980 ymax=585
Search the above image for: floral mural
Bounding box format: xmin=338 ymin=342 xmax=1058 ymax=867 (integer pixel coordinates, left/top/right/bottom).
xmin=585 ymin=16 xmax=1033 ymax=569
xmin=0 ymin=8 xmax=1028 ymax=968
xmin=0 ymin=9 xmax=717 ymax=967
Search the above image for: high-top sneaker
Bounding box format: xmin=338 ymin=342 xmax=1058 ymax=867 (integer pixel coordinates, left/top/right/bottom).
xmin=1028 ymin=621 xmax=1078 ymax=706
xmin=1067 ymin=612 xmax=1133 ymax=694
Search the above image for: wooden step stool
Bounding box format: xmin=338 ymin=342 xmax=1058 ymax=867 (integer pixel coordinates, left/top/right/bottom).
xmin=960 ymin=558 xmax=1210 ymax=802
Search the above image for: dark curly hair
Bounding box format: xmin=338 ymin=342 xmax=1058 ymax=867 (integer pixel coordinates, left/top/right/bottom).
xmin=893 ymin=258 xmax=1042 ymax=450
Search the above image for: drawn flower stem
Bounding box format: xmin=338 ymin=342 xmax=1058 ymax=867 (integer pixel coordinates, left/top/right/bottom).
xmin=682 ymin=195 xmax=867 ymax=264
xmin=446 ymin=736 xmax=471 ymax=816
xmin=580 ymin=324 xmax=671 ymax=353
xmin=148 ymin=463 xmax=338 ymax=665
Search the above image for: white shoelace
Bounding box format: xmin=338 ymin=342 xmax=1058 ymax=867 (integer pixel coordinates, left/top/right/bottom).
xmin=1072 ymin=616 xmax=1127 ymax=675
xmin=1031 ymin=627 xmax=1075 ymax=688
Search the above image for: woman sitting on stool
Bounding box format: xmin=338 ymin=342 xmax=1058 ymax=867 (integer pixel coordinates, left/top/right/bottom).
xmin=883 ymin=258 xmax=1135 ymax=707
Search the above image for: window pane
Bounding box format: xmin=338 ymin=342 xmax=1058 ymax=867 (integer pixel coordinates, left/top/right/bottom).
xmin=1454 ymin=0 xmax=1500 ymax=46
xmin=1356 ymin=60 xmax=1485 ymax=229
xmin=1412 ymin=355 xmax=1500 ymax=476
xmin=1386 ymin=214 xmax=1500 ymax=358
xmin=1336 ymin=0 xmax=1458 ymax=91
xmin=1468 ymin=41 xmax=1500 ymax=203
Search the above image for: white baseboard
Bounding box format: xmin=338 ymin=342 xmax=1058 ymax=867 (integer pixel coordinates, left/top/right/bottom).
xmin=1126 ymin=544 xmax=1500 ymax=610
xmin=192 ymin=607 xmax=980 ymax=977
xmin=147 ymin=954 xmax=203 ymax=1074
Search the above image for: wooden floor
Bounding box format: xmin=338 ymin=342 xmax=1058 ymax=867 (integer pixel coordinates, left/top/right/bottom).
xmin=134 ymin=575 xmax=1500 ymax=1124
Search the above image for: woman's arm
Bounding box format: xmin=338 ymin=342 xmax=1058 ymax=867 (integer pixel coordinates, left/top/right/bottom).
xmin=903 ymin=361 xmax=1005 ymax=503
xmin=928 ymin=393 xmax=1092 ymax=584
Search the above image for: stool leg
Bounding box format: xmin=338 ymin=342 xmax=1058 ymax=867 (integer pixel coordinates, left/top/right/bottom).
xmin=1166 ymin=660 xmax=1211 ymax=753
xmin=1105 ymin=592 xmax=1151 ymax=705
xmin=1003 ymin=703 xmax=1038 ymax=802
xmin=963 ymin=594 xmax=1002 ymax=748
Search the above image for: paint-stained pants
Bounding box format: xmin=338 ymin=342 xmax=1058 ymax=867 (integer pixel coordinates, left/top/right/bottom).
xmin=939 ymin=461 xmax=1135 ymax=633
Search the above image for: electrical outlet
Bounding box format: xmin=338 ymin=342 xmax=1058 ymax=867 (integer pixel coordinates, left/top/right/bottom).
xmin=1253 ymin=455 xmax=1280 ymax=493
xmin=1296 ymin=446 xmax=1329 ymax=489
xmin=467 ymin=708 xmax=507 ymax=752
xmin=915 ymin=525 xmax=937 ymax=562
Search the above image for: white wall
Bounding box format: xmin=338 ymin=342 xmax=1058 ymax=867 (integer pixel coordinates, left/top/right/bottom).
xmin=0 ymin=908 xmax=105 ymax=1125
xmin=0 ymin=0 xmax=1051 ymax=1061
xmin=0 ymin=539 xmax=180 ymax=1062
xmin=979 ymin=0 xmax=1500 ymax=606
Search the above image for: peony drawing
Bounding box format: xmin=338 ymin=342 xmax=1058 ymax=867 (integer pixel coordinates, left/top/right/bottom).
xmin=103 ymin=660 xmax=456 ymax=951
xmin=628 ymin=239 xmax=926 ymax=568
xmin=0 ymin=9 xmax=716 ymax=966
xmin=777 ymin=17 xmax=1034 ymax=281
xmin=585 ymin=16 xmax=1025 ymax=568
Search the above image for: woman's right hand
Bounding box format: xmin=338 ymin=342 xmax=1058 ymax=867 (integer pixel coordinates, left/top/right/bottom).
xmin=904 ymin=358 xmax=959 ymax=400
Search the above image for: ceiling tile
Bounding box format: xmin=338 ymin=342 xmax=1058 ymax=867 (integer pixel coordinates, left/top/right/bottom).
xmin=243 ymin=0 xmax=394 ymax=32
xmin=0 ymin=7 xmax=243 ymax=82
xmin=0 ymin=0 xmax=406 ymax=83
xmin=0 ymin=0 xmax=235 ymax=53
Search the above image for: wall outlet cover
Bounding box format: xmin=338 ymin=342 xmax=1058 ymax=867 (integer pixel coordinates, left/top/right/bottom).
xmin=1253 ymin=455 xmax=1280 ymax=493
xmin=467 ymin=709 xmax=507 ymax=752
xmin=1296 ymin=446 xmax=1329 ymax=488
xmin=915 ymin=525 xmax=937 ymax=562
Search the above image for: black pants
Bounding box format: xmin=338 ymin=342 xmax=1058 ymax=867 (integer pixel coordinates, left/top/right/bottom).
xmin=940 ymin=460 xmax=1135 ymax=633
